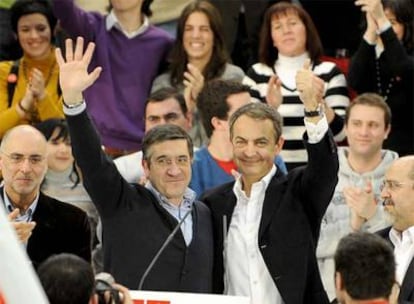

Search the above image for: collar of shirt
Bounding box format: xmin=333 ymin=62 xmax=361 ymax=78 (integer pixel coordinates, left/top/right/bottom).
xmin=106 ymin=10 xmax=150 ymax=39
xmin=233 ymin=165 xmax=277 ymax=201
xmin=145 ymin=181 xmax=195 ymax=216
xmin=390 ymin=226 xmax=414 ymax=247
xmin=3 ymin=188 xmax=39 ymax=222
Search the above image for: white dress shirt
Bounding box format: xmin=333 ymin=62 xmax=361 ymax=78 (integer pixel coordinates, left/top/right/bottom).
xmin=390 ymin=226 xmax=414 ymax=285
xmin=224 ymin=115 xmax=328 ymax=304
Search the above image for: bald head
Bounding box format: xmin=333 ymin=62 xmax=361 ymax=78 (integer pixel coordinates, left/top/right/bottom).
xmin=0 ymin=125 xmax=48 ymax=206
xmin=389 ymin=156 xmax=414 ymax=180
xmin=1 ymin=125 xmax=47 ymax=151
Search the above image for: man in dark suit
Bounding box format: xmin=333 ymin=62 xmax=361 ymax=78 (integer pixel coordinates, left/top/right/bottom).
xmin=0 ymin=125 xmax=91 ymax=268
xmin=201 ymin=60 xmax=339 ymax=303
xmin=55 ymin=37 xmax=213 ymax=292
xmin=378 ymin=155 xmax=414 ymax=304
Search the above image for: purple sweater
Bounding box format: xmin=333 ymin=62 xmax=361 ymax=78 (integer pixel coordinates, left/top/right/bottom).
xmin=53 ymin=0 xmax=173 ymax=150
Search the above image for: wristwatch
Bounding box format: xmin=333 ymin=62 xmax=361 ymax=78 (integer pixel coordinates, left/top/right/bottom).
xmin=304 ymin=104 xmax=324 ymax=117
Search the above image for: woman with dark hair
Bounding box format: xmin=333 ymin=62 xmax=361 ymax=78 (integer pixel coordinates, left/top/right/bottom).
xmin=349 ymin=0 xmax=414 ymax=156
xmin=243 ymin=1 xmax=350 ymax=170
xmin=152 ymin=0 xmax=245 ymax=147
xmin=35 ymin=118 xmax=98 ymax=247
xmin=0 ymin=0 xmax=63 ymax=139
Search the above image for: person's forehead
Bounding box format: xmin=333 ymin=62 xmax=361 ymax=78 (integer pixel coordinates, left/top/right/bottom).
xmin=146 ymin=98 xmax=183 ymax=116
xmin=386 ymin=160 xmax=411 ymax=179
xmin=233 ymin=115 xmax=274 ymax=137
xmin=349 ymin=104 xmax=384 ymax=121
xmin=149 ymin=139 xmax=190 ymax=156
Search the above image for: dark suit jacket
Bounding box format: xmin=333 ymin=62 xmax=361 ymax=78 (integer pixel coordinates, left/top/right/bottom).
xmin=66 ymin=110 xmax=213 ymax=291
xmin=1 ymin=189 xmax=91 ymax=268
xmin=201 ymin=131 xmax=338 ymax=304
xmin=378 ymin=227 xmax=414 ymax=304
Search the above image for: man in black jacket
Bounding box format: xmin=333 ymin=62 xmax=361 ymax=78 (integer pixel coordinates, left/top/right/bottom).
xmin=55 ymin=37 xmax=213 ymax=292
xmin=0 ymin=125 xmax=91 ymax=268
xmin=201 ymin=61 xmax=339 ymax=303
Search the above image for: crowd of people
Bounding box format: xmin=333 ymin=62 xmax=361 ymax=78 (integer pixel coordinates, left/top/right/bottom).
xmin=0 ymin=0 xmax=413 ymax=304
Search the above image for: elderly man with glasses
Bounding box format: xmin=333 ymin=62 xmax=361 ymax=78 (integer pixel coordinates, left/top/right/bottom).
xmin=378 ymin=155 xmax=414 ymax=304
xmin=0 ymin=125 xmax=91 ymax=268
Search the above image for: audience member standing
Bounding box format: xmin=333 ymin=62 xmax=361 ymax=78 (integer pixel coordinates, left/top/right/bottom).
xmin=152 ymin=0 xmax=245 ymax=147
xmin=317 ymin=93 xmax=397 ymax=300
xmin=0 ymin=0 xmax=64 ymax=139
xmin=201 ymin=62 xmax=338 ymax=303
xmin=0 ymin=125 xmax=91 ymax=268
xmin=348 ymin=0 xmax=414 ymax=156
xmin=52 ymin=0 xmax=173 ymax=158
xmin=243 ymin=2 xmax=349 ymax=170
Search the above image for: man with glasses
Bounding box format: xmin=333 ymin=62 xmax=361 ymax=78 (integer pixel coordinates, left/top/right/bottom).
xmin=55 ymin=37 xmax=213 ymax=291
xmin=378 ymin=155 xmax=414 ymax=304
xmin=0 ymin=125 xmax=91 ymax=268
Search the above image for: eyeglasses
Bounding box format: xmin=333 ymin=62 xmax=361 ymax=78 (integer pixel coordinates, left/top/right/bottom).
xmin=380 ymin=180 xmax=414 ymax=192
xmin=152 ymin=156 xmax=190 ymax=168
xmin=0 ymin=150 xmax=45 ymax=165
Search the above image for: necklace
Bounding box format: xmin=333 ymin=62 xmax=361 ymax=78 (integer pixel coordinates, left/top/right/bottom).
xmin=375 ymin=59 xmax=394 ymax=101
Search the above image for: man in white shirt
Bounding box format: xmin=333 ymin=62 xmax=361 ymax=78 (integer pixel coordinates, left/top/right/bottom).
xmin=201 ymin=60 xmax=339 ymax=304
xmin=378 ymin=155 xmax=414 ymax=303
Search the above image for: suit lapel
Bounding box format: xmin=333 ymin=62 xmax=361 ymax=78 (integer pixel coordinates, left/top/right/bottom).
xmin=258 ymin=172 xmax=286 ymax=238
xmin=400 ymin=257 xmax=414 ymax=300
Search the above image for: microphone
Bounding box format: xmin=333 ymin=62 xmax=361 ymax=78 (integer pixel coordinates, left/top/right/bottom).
xmin=137 ymin=206 xmax=193 ymax=290
xmin=95 ymin=272 xmax=121 ymax=304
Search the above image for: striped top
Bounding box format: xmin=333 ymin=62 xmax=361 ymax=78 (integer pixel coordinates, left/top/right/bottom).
xmin=243 ymin=53 xmax=349 ymax=170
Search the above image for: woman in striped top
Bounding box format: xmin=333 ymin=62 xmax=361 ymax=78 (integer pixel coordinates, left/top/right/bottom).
xmin=243 ymin=2 xmax=350 ymax=170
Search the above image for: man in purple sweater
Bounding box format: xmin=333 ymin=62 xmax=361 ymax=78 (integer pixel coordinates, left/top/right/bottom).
xmin=52 ymin=0 xmax=173 ymax=157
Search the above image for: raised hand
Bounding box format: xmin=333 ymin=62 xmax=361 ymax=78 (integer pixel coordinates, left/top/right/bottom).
xmin=295 ymin=59 xmax=324 ymax=110
xmin=55 ymin=36 xmax=102 ymax=105
xmin=266 ymin=74 xmax=283 ymax=108
xmin=8 ymin=209 xmax=36 ymax=243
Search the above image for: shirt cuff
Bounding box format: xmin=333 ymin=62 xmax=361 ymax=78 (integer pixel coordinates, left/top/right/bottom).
xmin=304 ymin=114 xmax=329 ymax=144
xmin=377 ymin=21 xmax=392 ymax=34
xmin=63 ymin=100 xmax=87 ymax=115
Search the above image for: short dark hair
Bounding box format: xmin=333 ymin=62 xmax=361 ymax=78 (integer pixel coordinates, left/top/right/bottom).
xmin=345 ymin=93 xmax=392 ymax=128
xmin=383 ymin=0 xmax=414 ymax=54
xmin=229 ymin=102 xmax=283 ymax=142
xmin=169 ymin=0 xmax=228 ymax=87
xmin=258 ymin=1 xmax=323 ymax=66
xmin=10 ymin=0 xmax=57 ymax=34
xmin=107 ymin=0 xmax=153 ymax=17
xmin=142 ymin=124 xmax=193 ymax=162
xmin=37 ymin=253 xmax=94 ymax=304
xmin=145 ymin=87 xmax=188 ymax=118
xmin=334 ymin=232 xmax=395 ymax=300
xmin=197 ymin=80 xmax=251 ymax=138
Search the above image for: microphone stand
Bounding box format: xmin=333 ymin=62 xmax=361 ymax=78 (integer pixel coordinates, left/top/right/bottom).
xmin=137 ymin=206 xmax=193 ymax=290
